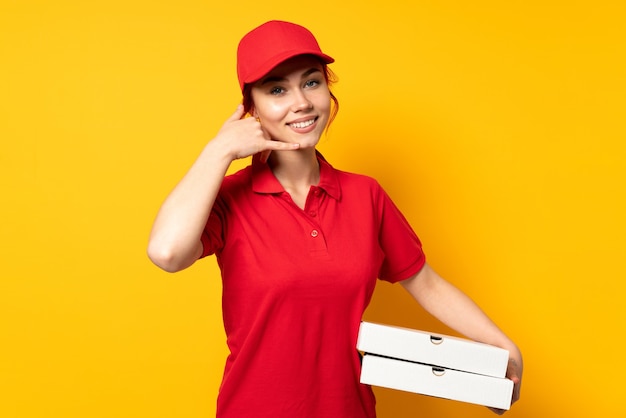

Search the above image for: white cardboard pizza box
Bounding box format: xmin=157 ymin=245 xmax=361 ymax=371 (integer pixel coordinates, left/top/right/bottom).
xmin=361 ymin=354 xmax=514 ymax=410
xmin=357 ymin=321 xmax=509 ymax=378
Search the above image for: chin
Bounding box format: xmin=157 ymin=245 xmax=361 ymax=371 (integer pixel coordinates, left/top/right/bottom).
xmin=274 ymin=131 xmax=321 ymax=148
xmin=295 ymin=135 xmax=322 ymax=149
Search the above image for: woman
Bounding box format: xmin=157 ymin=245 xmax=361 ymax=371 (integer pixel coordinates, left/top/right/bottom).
xmin=148 ymin=20 xmax=522 ymax=418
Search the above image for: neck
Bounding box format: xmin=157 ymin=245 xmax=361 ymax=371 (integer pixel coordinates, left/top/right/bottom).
xmin=268 ymin=148 xmax=320 ymax=191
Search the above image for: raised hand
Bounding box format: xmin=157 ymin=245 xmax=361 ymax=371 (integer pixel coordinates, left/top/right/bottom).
xmin=214 ymin=105 xmax=299 ymax=162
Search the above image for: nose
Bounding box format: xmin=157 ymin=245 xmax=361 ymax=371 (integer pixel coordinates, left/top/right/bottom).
xmin=291 ymin=89 xmax=313 ymax=112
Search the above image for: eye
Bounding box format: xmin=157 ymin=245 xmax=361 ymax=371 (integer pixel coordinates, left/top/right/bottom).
xmin=270 ymin=86 xmax=285 ymax=95
xmin=304 ymin=79 xmax=320 ymax=88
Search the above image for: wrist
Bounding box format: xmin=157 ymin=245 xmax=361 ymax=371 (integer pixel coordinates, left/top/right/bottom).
xmin=202 ymin=136 xmax=237 ymax=165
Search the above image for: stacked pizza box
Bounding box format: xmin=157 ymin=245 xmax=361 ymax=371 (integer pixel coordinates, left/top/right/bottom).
xmin=357 ymin=321 xmax=514 ymax=410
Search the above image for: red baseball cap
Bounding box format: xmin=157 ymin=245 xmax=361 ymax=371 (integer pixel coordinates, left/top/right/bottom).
xmin=236 ymin=20 xmax=334 ymax=91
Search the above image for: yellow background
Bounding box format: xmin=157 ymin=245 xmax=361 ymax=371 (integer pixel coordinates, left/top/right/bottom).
xmin=2 ymin=1 xmax=625 ymax=417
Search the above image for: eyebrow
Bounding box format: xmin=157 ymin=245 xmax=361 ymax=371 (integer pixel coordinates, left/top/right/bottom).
xmin=260 ymin=68 xmax=322 ymax=85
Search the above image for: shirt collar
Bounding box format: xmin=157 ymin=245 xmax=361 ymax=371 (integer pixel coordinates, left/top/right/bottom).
xmin=251 ymin=151 xmax=342 ymax=200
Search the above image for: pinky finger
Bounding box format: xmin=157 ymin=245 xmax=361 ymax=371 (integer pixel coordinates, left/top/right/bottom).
xmin=259 ymin=150 xmax=272 ymax=163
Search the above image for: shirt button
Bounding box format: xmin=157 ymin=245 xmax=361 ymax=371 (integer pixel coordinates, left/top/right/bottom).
xmin=309 ymin=210 xmax=317 ymax=217
xmin=310 ymin=229 xmax=319 ymax=237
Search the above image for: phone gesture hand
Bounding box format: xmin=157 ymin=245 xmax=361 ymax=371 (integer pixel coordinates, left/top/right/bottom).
xmin=215 ymin=105 xmax=299 ymax=162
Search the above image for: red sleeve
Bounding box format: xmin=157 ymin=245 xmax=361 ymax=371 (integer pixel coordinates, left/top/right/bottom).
xmin=376 ymin=186 xmax=426 ymax=283
xmin=199 ymin=196 xmax=226 ymax=259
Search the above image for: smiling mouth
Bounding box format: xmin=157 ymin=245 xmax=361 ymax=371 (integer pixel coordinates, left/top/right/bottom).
xmin=288 ymin=118 xmax=317 ymax=129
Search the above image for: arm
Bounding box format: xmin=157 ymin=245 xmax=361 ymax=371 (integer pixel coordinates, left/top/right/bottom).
xmin=400 ymin=263 xmax=523 ymax=413
xmin=147 ymin=105 xmax=299 ymax=272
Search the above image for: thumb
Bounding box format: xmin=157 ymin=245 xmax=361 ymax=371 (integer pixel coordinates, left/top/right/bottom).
xmin=227 ymin=104 xmax=246 ymax=121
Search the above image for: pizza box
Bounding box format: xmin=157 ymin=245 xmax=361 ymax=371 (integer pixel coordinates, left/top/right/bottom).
xmin=357 ymin=321 xmax=509 ymax=378
xmin=361 ymin=354 xmax=514 ymax=410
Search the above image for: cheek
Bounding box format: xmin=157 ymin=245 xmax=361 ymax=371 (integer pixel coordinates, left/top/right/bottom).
xmin=320 ymin=97 xmax=331 ymax=115
xmin=256 ymin=101 xmax=289 ymax=123
xmin=314 ymin=90 xmax=332 ymax=114
xmin=250 ymin=91 xmax=277 ymax=119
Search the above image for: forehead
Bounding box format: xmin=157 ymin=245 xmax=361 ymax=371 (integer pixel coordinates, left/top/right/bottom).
xmin=258 ymin=55 xmax=324 ymax=82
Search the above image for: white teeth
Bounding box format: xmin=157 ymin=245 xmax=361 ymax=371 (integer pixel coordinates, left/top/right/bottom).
xmin=289 ymin=119 xmax=315 ymax=129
